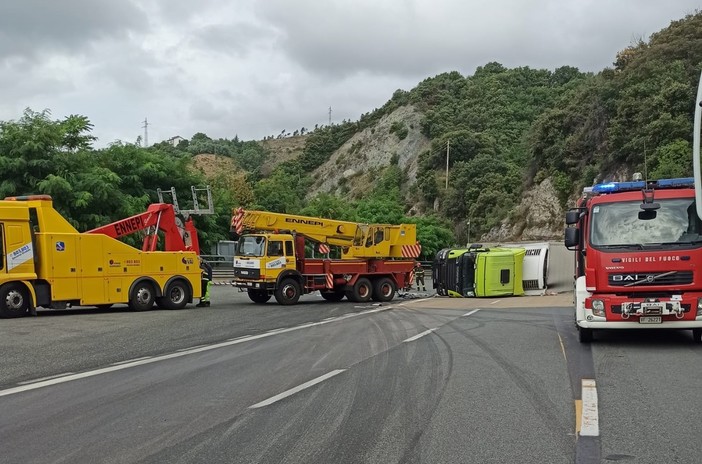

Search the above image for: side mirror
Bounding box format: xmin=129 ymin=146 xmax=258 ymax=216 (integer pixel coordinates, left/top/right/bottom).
xmin=565 ymin=210 xmax=581 ymax=225
xmin=565 ymin=227 xmax=580 ymax=248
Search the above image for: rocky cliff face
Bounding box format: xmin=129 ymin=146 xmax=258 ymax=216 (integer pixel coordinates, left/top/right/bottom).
xmin=261 ymin=104 xmax=565 ymax=240
xmin=310 ymin=105 xmax=431 ymax=198
xmin=483 ymin=177 xmax=564 ymax=242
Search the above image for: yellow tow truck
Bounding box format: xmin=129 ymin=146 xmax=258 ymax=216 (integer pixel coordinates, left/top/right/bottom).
xmin=0 ymin=195 xmax=201 ymax=318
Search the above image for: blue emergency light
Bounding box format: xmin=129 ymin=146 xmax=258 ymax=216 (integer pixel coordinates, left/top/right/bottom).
xmin=591 ymin=177 xmax=694 ymax=194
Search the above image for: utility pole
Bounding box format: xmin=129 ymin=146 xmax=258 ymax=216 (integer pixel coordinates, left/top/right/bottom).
xmin=445 ymin=139 xmax=450 ymax=189
xmin=328 ymin=106 xmax=332 ymax=126
xmin=142 ymin=117 xmax=149 ymax=147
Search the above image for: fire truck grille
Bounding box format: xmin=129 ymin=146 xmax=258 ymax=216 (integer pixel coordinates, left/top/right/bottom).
xmin=608 ymin=271 xmax=693 ymax=286
xmin=611 ymin=304 xmax=691 ymax=314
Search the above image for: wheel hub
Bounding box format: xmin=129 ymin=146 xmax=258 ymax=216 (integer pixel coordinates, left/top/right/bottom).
xmin=6 ymin=291 xmax=23 ymax=310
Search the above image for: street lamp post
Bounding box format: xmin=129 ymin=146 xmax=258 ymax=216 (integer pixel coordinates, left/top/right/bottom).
xmin=467 ymin=220 xmax=471 ymax=246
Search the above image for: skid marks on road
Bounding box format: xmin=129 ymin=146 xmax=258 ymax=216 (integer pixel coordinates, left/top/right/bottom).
xmin=445 ymin=310 xmax=575 ymax=458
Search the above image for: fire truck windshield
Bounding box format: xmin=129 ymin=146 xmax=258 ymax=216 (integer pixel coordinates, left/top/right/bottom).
xmin=236 ymin=235 xmax=266 ymax=257
xmin=590 ymin=198 xmax=702 ymax=247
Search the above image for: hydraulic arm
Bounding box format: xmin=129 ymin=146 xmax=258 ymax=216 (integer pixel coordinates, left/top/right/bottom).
xmin=87 ymin=203 xmax=200 ymax=254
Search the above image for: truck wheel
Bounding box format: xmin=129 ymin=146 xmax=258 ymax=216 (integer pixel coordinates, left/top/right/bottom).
xmin=347 ymin=277 xmax=372 ymax=303
xmin=248 ymin=289 xmax=271 ymax=304
xmin=578 ymin=327 xmax=593 ymax=343
xmin=275 ymin=278 xmax=301 ymax=305
xmin=372 ymin=277 xmax=396 ymax=302
xmin=693 ymin=329 xmax=702 ymax=343
xmin=129 ymin=281 xmax=155 ymax=311
xmin=320 ymin=291 xmax=345 ymax=302
xmin=0 ymin=283 xmax=30 ymax=318
xmin=161 ymin=280 xmax=190 ymax=310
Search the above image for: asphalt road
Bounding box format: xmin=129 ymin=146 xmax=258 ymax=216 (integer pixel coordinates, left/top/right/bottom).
xmin=1 ymin=282 xmax=701 ymax=464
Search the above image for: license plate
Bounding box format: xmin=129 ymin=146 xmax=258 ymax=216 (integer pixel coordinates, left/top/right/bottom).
xmin=639 ymin=316 xmax=662 ymax=324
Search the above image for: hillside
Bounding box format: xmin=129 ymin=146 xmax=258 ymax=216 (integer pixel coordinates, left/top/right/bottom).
xmin=260 ymin=135 xmax=307 ymax=175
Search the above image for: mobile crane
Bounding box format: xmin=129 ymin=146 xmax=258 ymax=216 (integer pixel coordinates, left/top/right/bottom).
xmin=230 ymin=208 xmax=421 ymax=305
xmin=0 ymin=195 xmax=202 ymax=318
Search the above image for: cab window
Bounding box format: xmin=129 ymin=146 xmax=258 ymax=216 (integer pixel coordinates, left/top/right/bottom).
xmin=267 ymin=241 xmax=284 ymax=257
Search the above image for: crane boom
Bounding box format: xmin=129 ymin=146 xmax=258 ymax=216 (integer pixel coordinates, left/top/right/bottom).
xmin=231 ymin=208 xmax=421 ymax=259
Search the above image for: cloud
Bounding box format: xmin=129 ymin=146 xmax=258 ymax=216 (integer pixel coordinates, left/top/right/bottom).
xmin=0 ymin=0 xmax=699 ymax=145
xmin=0 ymin=0 xmax=147 ymax=60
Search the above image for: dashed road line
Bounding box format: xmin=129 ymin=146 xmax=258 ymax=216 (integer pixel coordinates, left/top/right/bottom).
xmin=403 ymin=328 xmax=437 ymax=342
xmin=579 ymin=379 xmax=599 ymax=437
xmin=462 ymin=309 xmax=481 ymax=317
xmin=249 ymin=369 xmax=346 ymax=408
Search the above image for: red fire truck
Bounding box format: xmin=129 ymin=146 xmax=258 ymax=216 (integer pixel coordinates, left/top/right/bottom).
xmin=565 ymin=176 xmax=702 ymax=342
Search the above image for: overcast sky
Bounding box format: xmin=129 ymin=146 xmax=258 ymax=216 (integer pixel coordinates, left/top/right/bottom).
xmin=0 ymin=0 xmax=699 ymax=147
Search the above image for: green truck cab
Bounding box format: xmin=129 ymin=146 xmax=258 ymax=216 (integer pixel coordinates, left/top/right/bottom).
xmin=433 ymin=245 xmax=525 ymax=297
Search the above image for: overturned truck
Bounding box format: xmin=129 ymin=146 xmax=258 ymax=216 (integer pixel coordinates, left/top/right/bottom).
xmin=432 ymin=243 xmax=549 ymax=297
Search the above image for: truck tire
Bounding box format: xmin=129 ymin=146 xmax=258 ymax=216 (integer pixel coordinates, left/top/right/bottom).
xmin=129 ymin=281 xmax=155 ymax=311
xmin=275 ymin=278 xmax=301 ymax=305
xmin=347 ymin=277 xmax=372 ymax=303
xmin=248 ymin=289 xmax=271 ymax=304
xmin=578 ymin=327 xmax=593 ymax=343
xmin=0 ymin=283 xmax=30 ymax=318
xmin=693 ymin=329 xmax=702 ymax=344
xmin=160 ymin=280 xmax=190 ymax=310
xmin=372 ymin=277 xmax=396 ymax=302
xmin=320 ymin=290 xmax=345 ymax=302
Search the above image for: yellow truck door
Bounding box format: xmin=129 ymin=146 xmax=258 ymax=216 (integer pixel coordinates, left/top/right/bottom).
xmin=45 ymin=234 xmax=80 ymax=300
xmin=265 ymin=239 xmax=290 ymax=278
xmin=4 ymin=221 xmax=36 ymax=277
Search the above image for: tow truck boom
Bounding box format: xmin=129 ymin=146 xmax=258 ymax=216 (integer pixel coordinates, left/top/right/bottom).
xmin=87 ymin=203 xmax=200 ymax=255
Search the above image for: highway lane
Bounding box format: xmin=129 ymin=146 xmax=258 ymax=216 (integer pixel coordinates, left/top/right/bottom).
xmin=0 ymin=285 xmax=436 ymax=388
xmin=3 ymin=285 xmax=702 ymax=463
xmin=2 ymin=293 xmax=576 ymax=464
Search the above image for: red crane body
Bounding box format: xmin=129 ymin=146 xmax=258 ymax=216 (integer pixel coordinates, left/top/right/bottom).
xmin=86 ymin=203 xmax=200 ymax=255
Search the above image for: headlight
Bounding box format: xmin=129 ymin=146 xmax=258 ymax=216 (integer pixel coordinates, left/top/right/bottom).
xmin=697 ymin=298 xmax=702 ymax=316
xmin=591 ymin=299 xmax=605 ymax=317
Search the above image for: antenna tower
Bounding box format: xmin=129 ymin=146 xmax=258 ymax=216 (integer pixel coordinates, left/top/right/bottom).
xmin=142 ymin=117 xmax=149 ymax=147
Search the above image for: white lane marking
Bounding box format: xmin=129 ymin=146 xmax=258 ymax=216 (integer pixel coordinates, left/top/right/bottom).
xmin=249 ymin=369 xmax=346 ymax=409
xmin=397 ymin=296 xmax=435 ymax=306
xmin=490 ymin=300 xmax=501 ymax=305
xmin=403 ymin=328 xmax=437 ymax=343
xmin=580 ymin=379 xmax=600 ymax=436
xmin=177 ymin=345 xmax=207 ymax=352
xmin=18 ymin=373 xmax=75 ymax=385
xmin=0 ymin=308 xmax=389 ymax=398
xmin=462 ymin=309 xmax=481 ymax=317
xmin=110 ymin=356 xmax=152 ymax=365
